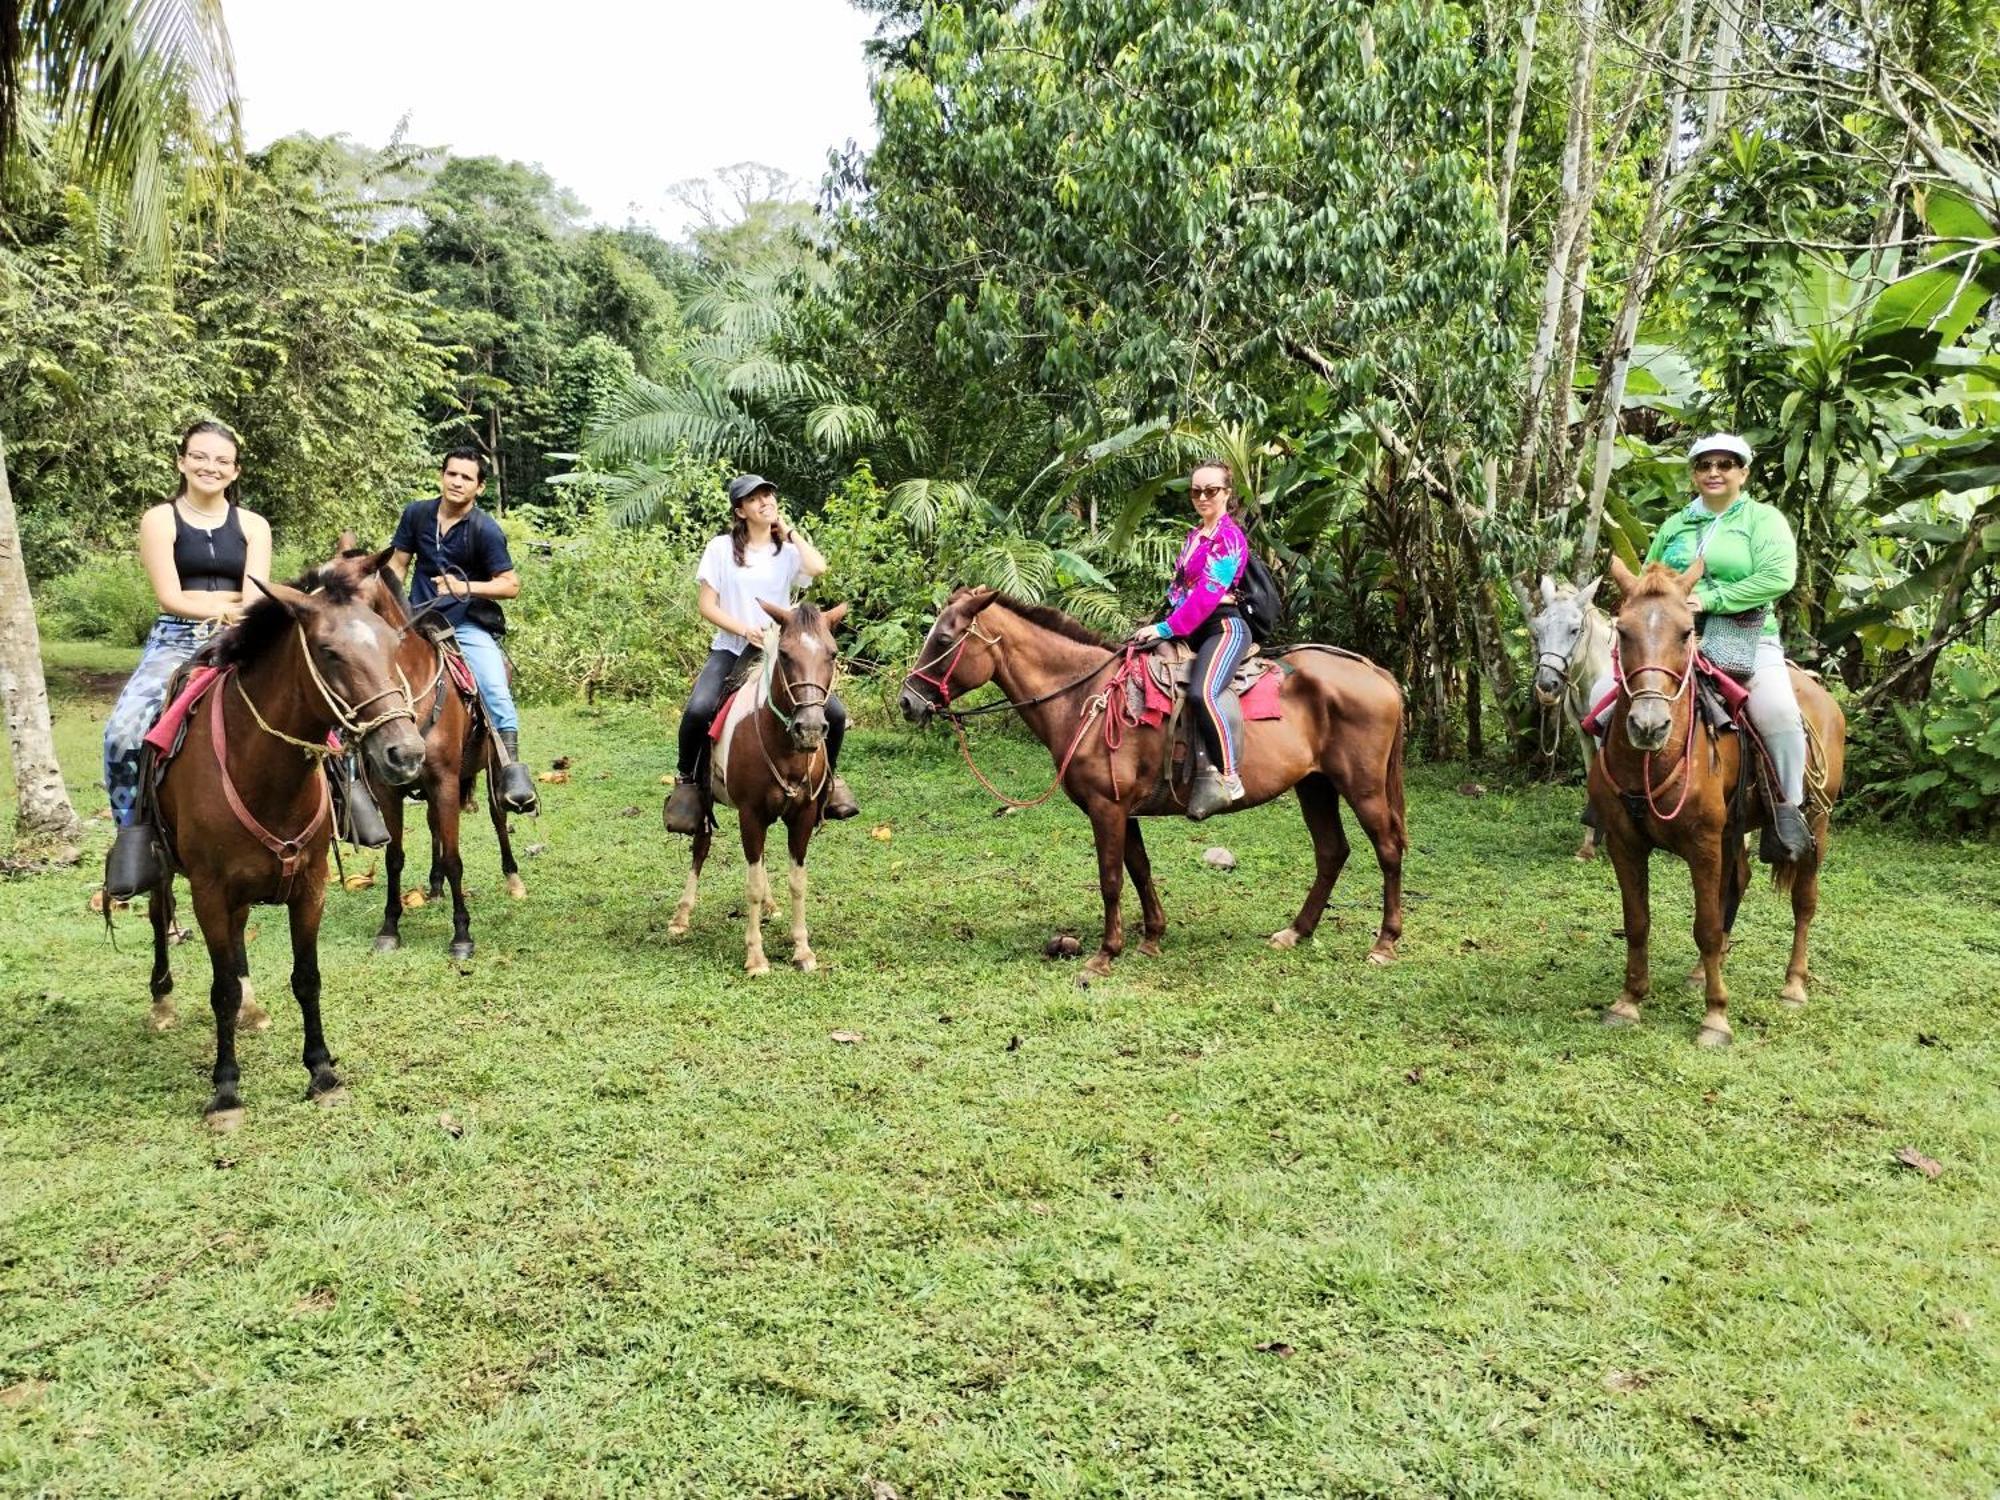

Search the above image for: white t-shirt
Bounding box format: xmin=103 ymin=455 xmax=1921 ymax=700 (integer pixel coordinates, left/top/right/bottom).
xmin=696 ymin=533 xmax=805 ymax=653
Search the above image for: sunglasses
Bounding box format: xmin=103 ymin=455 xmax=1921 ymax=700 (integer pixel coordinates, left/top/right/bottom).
xmin=1190 ymin=484 xmax=1230 ymax=500
xmin=1692 ymin=458 xmax=1743 ymax=474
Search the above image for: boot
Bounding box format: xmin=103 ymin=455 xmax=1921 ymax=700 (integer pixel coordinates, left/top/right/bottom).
xmin=496 ymin=729 xmax=539 ymax=815
xmin=104 ymin=823 xmax=163 ymax=900
xmin=663 ymin=775 xmax=706 ymax=836
xmin=333 ymin=756 xmax=391 ymax=849
xmin=824 ymin=774 xmax=860 ymax=820
xmin=1760 ymin=801 xmax=1814 ymax=863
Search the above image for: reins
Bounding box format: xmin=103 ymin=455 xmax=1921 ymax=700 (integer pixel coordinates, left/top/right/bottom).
xmin=1603 ymin=636 xmax=1700 ymax=822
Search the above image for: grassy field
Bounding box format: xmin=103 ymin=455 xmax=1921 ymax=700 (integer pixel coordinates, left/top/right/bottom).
xmin=3 ymin=645 xmax=1997 ymax=1497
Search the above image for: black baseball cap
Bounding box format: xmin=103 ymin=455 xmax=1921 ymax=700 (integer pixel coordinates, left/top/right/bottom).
xmin=727 ymin=473 xmax=776 ymax=505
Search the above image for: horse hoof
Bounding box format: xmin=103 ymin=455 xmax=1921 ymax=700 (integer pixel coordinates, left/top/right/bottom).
xmin=505 ymin=874 xmax=527 ymax=901
xmin=1779 ymin=979 xmax=1808 ymax=1008
xmin=206 ymin=1106 xmax=245 ymax=1133
xmin=793 ymin=951 xmax=818 ymax=973
xmin=1268 ymin=927 xmax=1300 ymax=951
xmin=148 ymin=1002 xmax=178 ymax=1033
xmin=311 ymin=1082 xmax=348 ymax=1108
xmin=1695 ymin=1024 xmax=1733 ymax=1049
xmin=237 ymin=1001 xmax=272 ymax=1033
xmin=745 ymin=956 xmax=771 ymax=977
xmin=449 ymin=940 xmax=475 ymax=961
xmin=1601 ymin=1007 xmax=1639 ymax=1028
xmin=1082 ymin=954 xmax=1113 ymax=979
xmin=1138 ymin=937 xmax=1163 ymax=958
xmin=372 ymin=934 xmax=400 ymax=954
xmin=667 ymin=916 xmax=691 ymax=937
xmin=1574 ymin=846 xmax=1597 ymax=863
xmin=1366 ymin=940 xmax=1397 ymax=966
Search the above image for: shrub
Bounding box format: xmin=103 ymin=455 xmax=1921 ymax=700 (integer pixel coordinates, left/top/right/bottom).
xmin=37 ymin=557 xmax=159 ymax=645
xmin=1851 ymin=649 xmax=2000 ymax=832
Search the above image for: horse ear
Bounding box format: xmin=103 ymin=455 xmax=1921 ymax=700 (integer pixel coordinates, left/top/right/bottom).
xmin=1508 ymin=576 xmax=1536 ymax=617
xmin=1575 ymin=575 xmax=1601 ymax=609
xmin=1679 ymin=556 xmax=1705 ymax=594
xmin=359 ymin=546 xmax=394 ymax=577
xmin=335 ymin=529 xmax=361 ymax=553
xmin=1607 ymin=554 xmax=1638 ymax=599
xmin=250 ymin=576 xmax=312 ymax=616
xmin=818 ymin=602 xmax=849 ymax=632
xmin=960 ymin=586 xmax=998 ymax=614
xmin=1539 ymin=573 xmax=1558 ymax=607
xmin=758 ymin=599 xmax=794 ymax=626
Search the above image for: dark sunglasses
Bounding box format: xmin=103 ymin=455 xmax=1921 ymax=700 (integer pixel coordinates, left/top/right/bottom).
xmin=1692 ymin=457 xmax=1743 ymax=474
xmin=1190 ymin=484 xmax=1230 ymax=500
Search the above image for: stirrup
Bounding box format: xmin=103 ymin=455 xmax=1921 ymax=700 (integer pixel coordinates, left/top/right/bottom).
xmin=104 ymin=823 xmax=163 ymax=900
xmin=663 ymin=778 xmax=707 ymax=836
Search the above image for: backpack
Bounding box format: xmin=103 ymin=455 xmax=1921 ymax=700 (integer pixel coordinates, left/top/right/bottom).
xmin=1236 ymin=549 xmax=1286 ymax=644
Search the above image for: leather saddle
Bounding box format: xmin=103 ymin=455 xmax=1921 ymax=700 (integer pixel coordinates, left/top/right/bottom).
xmin=1127 ymin=642 xmax=1282 ymax=811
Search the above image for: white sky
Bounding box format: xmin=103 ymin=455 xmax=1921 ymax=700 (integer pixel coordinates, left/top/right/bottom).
xmin=226 ymin=0 xmax=881 ymax=239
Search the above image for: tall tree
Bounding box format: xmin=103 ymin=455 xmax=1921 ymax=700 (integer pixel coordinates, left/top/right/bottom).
xmin=0 ymin=0 xmax=238 ymax=844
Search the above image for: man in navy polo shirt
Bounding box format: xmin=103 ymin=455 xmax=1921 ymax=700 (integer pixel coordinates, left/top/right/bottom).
xmin=388 ymin=447 xmax=539 ymax=814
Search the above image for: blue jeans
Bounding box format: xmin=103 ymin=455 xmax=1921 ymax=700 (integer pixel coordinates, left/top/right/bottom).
xmin=454 ymin=623 xmax=518 ymax=733
xmin=103 ymin=616 xmax=211 ymax=825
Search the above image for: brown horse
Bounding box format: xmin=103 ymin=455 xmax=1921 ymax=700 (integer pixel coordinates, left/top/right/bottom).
xmin=144 ymin=551 xmax=426 ymax=1125
xmin=353 ymin=558 xmax=526 ymax=959
xmin=900 ymin=588 xmax=1408 ymax=976
xmin=1588 ymin=557 xmax=1846 ymax=1045
xmin=667 ymin=600 xmax=850 ymax=974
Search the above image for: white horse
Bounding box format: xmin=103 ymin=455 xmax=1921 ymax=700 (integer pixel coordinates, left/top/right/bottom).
xmin=1513 ymin=573 xmax=1613 ymax=860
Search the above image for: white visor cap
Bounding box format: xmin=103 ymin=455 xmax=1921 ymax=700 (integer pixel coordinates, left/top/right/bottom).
xmin=1689 ymin=433 xmax=1752 ymax=465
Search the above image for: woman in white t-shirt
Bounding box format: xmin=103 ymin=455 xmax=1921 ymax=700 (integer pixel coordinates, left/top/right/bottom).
xmin=665 ymin=473 xmax=859 ymax=833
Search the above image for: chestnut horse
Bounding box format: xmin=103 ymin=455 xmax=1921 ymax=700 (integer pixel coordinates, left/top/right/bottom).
xmin=667 ymin=600 xmax=849 ymax=974
xmin=1589 ymin=557 xmax=1846 ymax=1045
xmin=353 ymin=557 xmax=526 ymax=959
xmin=144 ymin=551 xmax=426 ymax=1124
xmin=901 ymin=588 xmax=1407 ymax=976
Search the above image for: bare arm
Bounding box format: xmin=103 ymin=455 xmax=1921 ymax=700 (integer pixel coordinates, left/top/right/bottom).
xmin=697 ymin=581 xmax=763 ymax=641
xmin=788 ymin=525 xmax=829 ymax=580
xmin=388 ymin=548 xmax=413 ymax=584
xmin=138 ymin=505 xmax=242 ymax=622
xmin=433 ymin=568 xmax=520 ymax=601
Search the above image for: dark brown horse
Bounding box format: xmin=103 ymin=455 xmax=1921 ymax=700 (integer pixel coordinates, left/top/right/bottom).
xmin=144 ymin=551 xmax=426 ymax=1125
xmin=667 ymin=600 xmax=850 ymax=973
xmin=901 ymin=588 xmax=1408 ymax=976
xmin=353 ymin=559 xmax=525 ymax=958
xmin=1589 ymin=557 xmax=1846 ymax=1045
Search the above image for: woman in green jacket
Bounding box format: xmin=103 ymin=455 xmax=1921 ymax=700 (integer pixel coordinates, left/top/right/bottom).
xmin=1589 ymin=433 xmax=1812 ymax=860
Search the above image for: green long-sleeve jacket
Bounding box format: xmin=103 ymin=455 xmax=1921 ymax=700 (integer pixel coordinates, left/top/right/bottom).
xmin=1644 ymin=496 xmax=1795 ymax=638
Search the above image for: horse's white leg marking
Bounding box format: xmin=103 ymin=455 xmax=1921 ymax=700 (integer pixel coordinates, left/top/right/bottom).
xmin=743 ymin=859 xmax=770 ymax=975
xmin=789 ymin=860 xmax=815 ymax=972
xmin=669 ymin=866 xmax=700 ymax=936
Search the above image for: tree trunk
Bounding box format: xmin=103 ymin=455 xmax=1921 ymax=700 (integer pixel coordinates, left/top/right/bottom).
xmin=0 ymin=436 xmax=84 ymax=844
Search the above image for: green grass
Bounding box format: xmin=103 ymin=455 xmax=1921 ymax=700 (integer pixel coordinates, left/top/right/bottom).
xmin=3 ymin=652 xmax=1997 ymax=1497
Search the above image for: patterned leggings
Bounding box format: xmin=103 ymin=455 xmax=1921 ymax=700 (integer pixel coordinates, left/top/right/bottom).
xmin=103 ymin=616 xmax=208 ymax=826
xmin=1191 ymin=611 xmax=1253 ymax=779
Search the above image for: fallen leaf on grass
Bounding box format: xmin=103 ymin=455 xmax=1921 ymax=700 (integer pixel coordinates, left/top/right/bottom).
xmin=212 ymin=1157 xmax=237 ymax=1170
xmin=1255 ymin=1340 xmax=1295 ymax=1358
xmin=618 ymin=805 xmax=641 ymax=817
xmin=866 ymin=1480 xmax=902 ymax=1500
xmin=869 ymin=824 xmax=893 ymax=841
xmin=536 ymin=769 xmax=570 ymax=784
xmin=829 ymin=1030 xmax=864 ymax=1045
xmin=438 ymin=1111 xmax=464 ymax=1139
xmin=401 ymin=889 xmax=427 ymax=909
xmin=1166 ymin=1111 xmax=1183 ymax=1125
xmin=242 ymin=924 xmax=258 ymax=945
xmin=522 ymin=843 xmax=548 ymax=858
xmin=343 ymin=871 xmax=376 ymax=892
xmin=1894 ymin=1146 xmax=1942 ymax=1179
xmin=0 ymin=1380 xmax=48 ymax=1408
xmin=659 ymin=773 xmax=675 ymax=785
xmin=1201 ymin=845 xmax=1237 ymax=870
xmin=1404 ymin=1066 xmax=1424 ymax=1085
xmin=1458 ymin=781 xmax=1488 ymax=797
xmin=1943 ymin=1308 xmax=1973 ymax=1331
xmin=87 ymin=890 xmax=130 ymax=913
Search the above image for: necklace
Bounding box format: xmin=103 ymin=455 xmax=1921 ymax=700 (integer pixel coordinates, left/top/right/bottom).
xmin=179 ymin=496 xmax=229 ymax=527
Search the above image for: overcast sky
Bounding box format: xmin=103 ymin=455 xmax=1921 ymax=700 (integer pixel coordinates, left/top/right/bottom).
xmin=227 ymin=0 xmax=881 ymax=239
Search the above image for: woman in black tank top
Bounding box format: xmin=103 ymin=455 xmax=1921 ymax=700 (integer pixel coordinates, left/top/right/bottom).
xmin=102 ymin=421 xmax=275 ymax=897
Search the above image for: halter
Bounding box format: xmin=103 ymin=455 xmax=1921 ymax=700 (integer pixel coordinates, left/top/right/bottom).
xmin=903 ymin=619 xmax=1001 ymax=714
xmin=762 ymin=631 xmax=839 ymax=737
xmin=1604 ymin=633 xmax=1700 ymax=822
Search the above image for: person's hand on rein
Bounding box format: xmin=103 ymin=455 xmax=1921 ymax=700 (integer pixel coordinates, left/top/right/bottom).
xmin=1125 ymin=627 xmax=1165 ymax=652
xmin=432 ymin=575 xmax=471 ymax=601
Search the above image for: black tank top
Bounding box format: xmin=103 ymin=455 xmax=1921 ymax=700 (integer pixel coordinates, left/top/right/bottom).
xmin=171 ymin=501 xmax=247 ymax=592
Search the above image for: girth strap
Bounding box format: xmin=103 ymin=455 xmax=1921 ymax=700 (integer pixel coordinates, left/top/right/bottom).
xmin=212 ymin=668 xmax=330 ymax=901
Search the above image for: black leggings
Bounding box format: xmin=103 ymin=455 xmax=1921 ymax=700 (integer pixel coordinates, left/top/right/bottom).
xmin=676 ymin=647 xmax=847 ymax=776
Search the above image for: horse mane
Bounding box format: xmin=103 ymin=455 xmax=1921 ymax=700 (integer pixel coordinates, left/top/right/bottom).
xmin=1622 ymin=562 xmax=1693 ymax=604
xmin=789 ymin=599 xmax=826 ymax=637
xmin=198 ymin=564 xmax=364 ymax=668
xmin=982 ymin=592 xmax=1115 ymax=649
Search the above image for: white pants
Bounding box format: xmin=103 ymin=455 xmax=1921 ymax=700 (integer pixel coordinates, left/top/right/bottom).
xmin=1589 ymin=638 xmax=1805 ymax=805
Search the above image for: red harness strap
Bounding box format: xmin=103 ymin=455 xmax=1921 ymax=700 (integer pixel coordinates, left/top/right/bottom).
xmin=211 ymin=668 xmax=330 ymax=901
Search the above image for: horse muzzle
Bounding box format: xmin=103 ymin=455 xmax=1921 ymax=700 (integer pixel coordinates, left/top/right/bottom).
xmin=1624 ymin=706 xmax=1672 ymax=753
xmin=367 ymin=723 xmax=427 ymax=788
xmin=789 ymin=707 xmax=828 ymax=751
xmin=899 ymin=686 xmax=934 ymax=726
xmin=1533 ymin=673 xmax=1565 ymax=707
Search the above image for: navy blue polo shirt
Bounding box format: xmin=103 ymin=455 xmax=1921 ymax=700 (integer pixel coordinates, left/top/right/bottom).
xmin=390 ymin=499 xmax=514 ymax=635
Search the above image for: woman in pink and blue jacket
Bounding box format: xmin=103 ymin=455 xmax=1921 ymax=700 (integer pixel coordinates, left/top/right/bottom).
xmin=1129 ymin=459 xmax=1253 ymax=820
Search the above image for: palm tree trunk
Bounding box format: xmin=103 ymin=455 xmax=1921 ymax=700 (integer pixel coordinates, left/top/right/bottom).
xmin=0 ymin=435 xmax=84 ymax=844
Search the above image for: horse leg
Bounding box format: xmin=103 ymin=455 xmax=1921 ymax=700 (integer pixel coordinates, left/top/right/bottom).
xmin=1123 ymin=818 xmax=1166 ymax=957
xmin=1688 ymin=837 xmax=1734 ymax=1046
xmin=194 ymin=888 xmax=245 ymax=1126
xmin=786 ymin=811 xmax=817 ymax=973
xmin=741 ymin=815 xmax=772 ymax=976
xmin=1347 ymin=784 xmax=1404 ymax=965
xmin=490 ymin=774 xmax=526 ymax=900
xmin=432 ymin=776 xmax=473 ymax=960
xmin=1779 ymin=848 xmax=1821 ymax=1008
xmin=1575 ymin=739 xmax=1600 ymax=861
xmin=1081 ymin=806 xmax=1127 ymax=979
xmin=289 ymin=882 xmax=341 ymax=1101
xmin=669 ymin=825 xmax=711 ymax=937
xmin=147 ymin=880 xmax=177 ymax=1031
xmin=1602 ymin=832 xmax=1651 ymax=1027
xmin=231 ymin=903 xmax=268 ymax=1032
xmin=1272 ymin=774 xmax=1348 ymax=951
xmin=373 ymin=778 xmax=407 ymax=954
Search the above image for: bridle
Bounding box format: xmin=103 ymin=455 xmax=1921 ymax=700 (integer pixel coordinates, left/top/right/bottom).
xmin=904 ymin=615 xmax=1113 ymax=724
xmin=1603 ymin=631 xmax=1699 ymax=821
xmin=233 ymin=621 xmax=418 ymax=760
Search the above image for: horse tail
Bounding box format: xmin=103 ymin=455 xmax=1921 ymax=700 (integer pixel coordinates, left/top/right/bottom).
xmin=1770 ymin=858 xmax=1799 ymax=894
xmin=1385 ymin=699 xmax=1409 ymax=857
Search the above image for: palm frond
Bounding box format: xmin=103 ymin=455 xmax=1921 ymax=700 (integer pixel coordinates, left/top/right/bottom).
xmin=806 ymin=402 xmax=884 ymax=456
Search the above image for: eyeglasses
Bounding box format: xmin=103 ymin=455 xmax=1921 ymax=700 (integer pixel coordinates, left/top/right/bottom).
xmin=1190 ymin=485 xmax=1230 ymax=500
xmin=1692 ymin=458 xmax=1742 ymax=474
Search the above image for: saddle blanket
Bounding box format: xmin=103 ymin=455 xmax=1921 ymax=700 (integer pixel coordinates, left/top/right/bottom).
xmin=1129 ymin=648 xmax=1286 ymax=726
xmin=443 ymin=649 xmax=476 ymax=699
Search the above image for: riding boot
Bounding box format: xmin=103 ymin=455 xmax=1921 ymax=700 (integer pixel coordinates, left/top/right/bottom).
xmin=332 ymin=756 xmax=391 ymax=849
xmin=104 ymin=823 xmax=163 ymax=900
xmin=824 ymin=775 xmax=860 ymax=820
xmin=1760 ymin=801 xmax=1814 ymax=863
xmin=1185 ymin=752 xmax=1229 ymax=822
xmin=495 ymin=729 xmax=539 ymax=814
xmin=664 ymin=775 xmax=707 ymax=836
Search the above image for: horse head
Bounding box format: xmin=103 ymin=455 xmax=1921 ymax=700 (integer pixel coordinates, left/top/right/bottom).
xmin=1513 ymin=573 xmax=1603 ymax=706
xmin=250 ymin=548 xmax=427 ymax=787
xmin=759 ymin=599 xmax=848 ymax=752
xmin=901 ymin=586 xmax=1000 ymax=725
xmin=1606 ymin=554 xmax=1703 ymax=754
